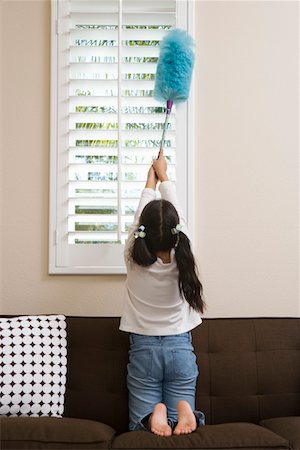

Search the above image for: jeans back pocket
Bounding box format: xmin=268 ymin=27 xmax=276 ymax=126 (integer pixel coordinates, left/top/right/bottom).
xmin=172 ymin=349 xmax=199 ymax=380
xmin=128 ymin=347 xmax=153 ymax=379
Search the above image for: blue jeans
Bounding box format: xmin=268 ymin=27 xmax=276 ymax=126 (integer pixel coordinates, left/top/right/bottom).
xmin=127 ymin=332 xmax=205 ymax=431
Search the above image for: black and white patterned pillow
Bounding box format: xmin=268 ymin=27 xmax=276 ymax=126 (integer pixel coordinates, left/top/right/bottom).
xmin=0 ymin=315 xmax=67 ymax=417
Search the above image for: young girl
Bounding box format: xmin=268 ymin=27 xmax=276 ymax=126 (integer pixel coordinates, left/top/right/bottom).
xmin=119 ymin=149 xmax=206 ymax=436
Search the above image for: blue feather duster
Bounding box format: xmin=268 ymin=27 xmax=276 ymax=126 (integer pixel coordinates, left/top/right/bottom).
xmin=154 ymin=28 xmax=195 ymax=105
xmin=153 ymin=28 xmax=195 ymax=150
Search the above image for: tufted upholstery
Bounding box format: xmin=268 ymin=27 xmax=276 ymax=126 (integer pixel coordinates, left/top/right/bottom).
xmin=63 ymin=317 xmax=129 ymax=433
xmin=63 ymin=317 xmax=300 ymax=433
xmin=194 ymin=318 xmax=300 ymax=425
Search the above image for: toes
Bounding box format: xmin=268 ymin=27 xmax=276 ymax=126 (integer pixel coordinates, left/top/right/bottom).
xmin=152 ymin=428 xmax=161 ymax=436
xmin=152 ymin=426 xmax=172 ymax=437
xmin=173 ymin=426 xmax=194 ymax=435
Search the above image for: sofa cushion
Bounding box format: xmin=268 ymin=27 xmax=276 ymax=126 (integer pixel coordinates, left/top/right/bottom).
xmin=260 ymin=416 xmax=300 ymax=450
xmin=112 ymin=422 xmax=290 ymax=449
xmin=0 ymin=315 xmax=67 ymax=417
xmin=0 ymin=417 xmax=115 ymax=449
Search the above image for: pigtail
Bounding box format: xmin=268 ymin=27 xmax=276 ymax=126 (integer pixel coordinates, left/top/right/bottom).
xmin=175 ymin=232 xmax=206 ymax=313
xmin=132 ymin=237 xmax=157 ymax=267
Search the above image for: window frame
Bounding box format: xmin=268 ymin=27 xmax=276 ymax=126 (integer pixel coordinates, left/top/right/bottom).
xmin=49 ymin=0 xmax=196 ymax=274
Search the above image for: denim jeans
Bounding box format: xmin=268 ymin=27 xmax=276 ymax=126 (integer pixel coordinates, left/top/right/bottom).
xmin=127 ymin=332 xmax=205 ymax=431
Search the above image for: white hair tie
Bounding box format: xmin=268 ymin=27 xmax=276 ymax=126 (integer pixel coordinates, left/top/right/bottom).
xmin=171 ymin=224 xmax=182 ymax=235
xmin=134 ymin=225 xmax=146 ymax=239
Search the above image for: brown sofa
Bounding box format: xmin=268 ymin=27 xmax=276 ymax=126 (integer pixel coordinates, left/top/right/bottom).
xmin=1 ymin=317 xmax=299 ymax=450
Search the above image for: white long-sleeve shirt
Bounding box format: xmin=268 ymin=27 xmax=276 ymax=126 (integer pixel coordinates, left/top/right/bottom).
xmin=119 ymin=180 xmax=202 ymax=336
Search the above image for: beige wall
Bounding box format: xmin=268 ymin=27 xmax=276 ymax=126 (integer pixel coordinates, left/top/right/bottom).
xmin=195 ymin=0 xmax=299 ymax=317
xmin=0 ymin=0 xmax=299 ymax=318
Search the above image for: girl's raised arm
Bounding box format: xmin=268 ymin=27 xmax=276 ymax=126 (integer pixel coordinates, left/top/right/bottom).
xmin=153 ymin=149 xmax=189 ymax=238
xmin=124 ymin=166 xmax=157 ymax=262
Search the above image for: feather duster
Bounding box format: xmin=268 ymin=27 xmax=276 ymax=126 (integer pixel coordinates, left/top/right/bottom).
xmin=153 ymin=28 xmax=195 ymax=150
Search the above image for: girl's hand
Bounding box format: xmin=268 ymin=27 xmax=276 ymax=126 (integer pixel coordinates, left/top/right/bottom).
xmin=152 ymin=148 xmax=168 ymax=182
xmin=145 ymin=165 xmax=158 ymax=190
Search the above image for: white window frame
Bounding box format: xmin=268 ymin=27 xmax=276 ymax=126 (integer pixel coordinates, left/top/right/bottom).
xmin=49 ymin=0 xmax=195 ymax=274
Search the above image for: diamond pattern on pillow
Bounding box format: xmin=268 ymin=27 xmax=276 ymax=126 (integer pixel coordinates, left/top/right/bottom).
xmin=0 ymin=315 xmax=67 ymax=417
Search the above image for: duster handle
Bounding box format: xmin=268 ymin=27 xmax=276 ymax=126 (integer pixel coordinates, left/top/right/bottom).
xmin=158 ymin=100 xmax=173 ymax=156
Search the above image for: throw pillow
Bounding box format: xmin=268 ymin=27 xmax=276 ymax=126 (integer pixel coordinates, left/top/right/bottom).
xmin=0 ymin=315 xmax=67 ymax=417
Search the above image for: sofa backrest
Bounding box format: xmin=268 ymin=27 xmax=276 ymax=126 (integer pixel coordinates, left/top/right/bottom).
xmin=64 ymin=317 xmax=129 ymax=433
xmin=63 ymin=317 xmax=300 ymax=433
xmin=193 ymin=318 xmax=300 ymax=426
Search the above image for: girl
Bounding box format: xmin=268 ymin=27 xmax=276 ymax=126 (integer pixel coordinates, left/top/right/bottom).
xmin=119 ymin=149 xmax=206 ymax=436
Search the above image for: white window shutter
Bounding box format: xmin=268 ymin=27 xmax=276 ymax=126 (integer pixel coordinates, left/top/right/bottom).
xmin=49 ymin=0 xmax=194 ymax=274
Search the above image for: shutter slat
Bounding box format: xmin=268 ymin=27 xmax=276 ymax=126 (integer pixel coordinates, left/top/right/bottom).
xmin=70 ymin=28 xmax=169 ymax=40
xmin=69 ymin=112 xmax=174 ymax=121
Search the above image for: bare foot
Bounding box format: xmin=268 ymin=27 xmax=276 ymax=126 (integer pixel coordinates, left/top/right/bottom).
xmin=149 ymin=403 xmax=172 ymax=437
xmin=173 ymin=400 xmax=197 ymax=435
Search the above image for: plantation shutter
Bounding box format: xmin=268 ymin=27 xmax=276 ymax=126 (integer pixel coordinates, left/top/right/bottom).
xmin=50 ymin=0 xmax=193 ymax=274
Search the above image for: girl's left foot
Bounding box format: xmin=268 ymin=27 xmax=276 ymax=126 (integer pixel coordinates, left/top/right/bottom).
xmin=149 ymin=403 xmax=172 ymax=437
xmin=173 ymin=400 xmax=197 ymax=435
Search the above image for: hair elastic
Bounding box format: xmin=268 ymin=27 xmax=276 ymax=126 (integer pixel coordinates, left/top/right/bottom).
xmin=134 ymin=225 xmax=146 ymax=239
xmin=171 ymin=224 xmax=182 ymax=235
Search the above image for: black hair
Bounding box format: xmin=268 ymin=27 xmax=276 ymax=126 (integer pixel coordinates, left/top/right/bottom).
xmin=131 ymin=199 xmax=206 ymax=313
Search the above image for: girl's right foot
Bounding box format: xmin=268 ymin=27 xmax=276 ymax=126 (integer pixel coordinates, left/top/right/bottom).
xmin=149 ymin=403 xmax=172 ymax=437
xmin=173 ymin=400 xmax=197 ymax=435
